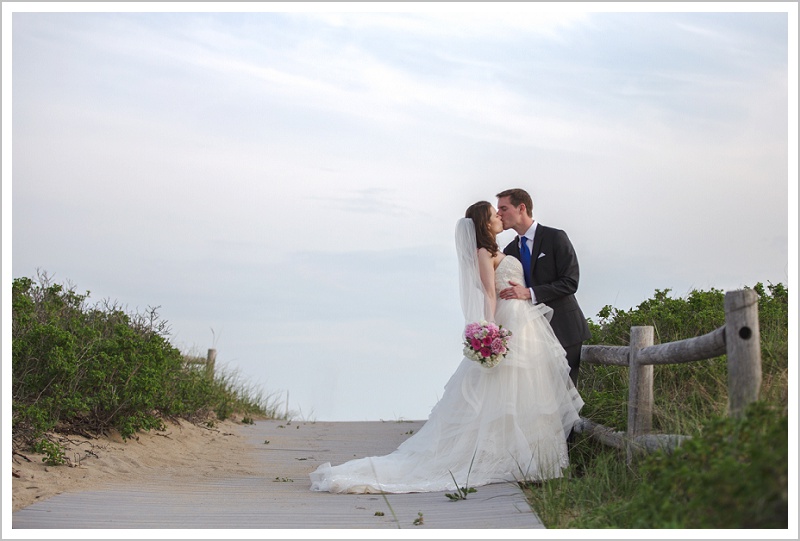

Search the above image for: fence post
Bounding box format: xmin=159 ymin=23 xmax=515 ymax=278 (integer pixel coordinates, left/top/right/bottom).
xmin=724 ymin=289 xmax=761 ymax=418
xmin=206 ymin=348 xmax=217 ymax=379
xmin=627 ymin=326 xmax=654 ymax=463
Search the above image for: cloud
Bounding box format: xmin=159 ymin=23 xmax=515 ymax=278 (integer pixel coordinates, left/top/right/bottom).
xmin=299 ymin=11 xmax=591 ymax=41
xmin=310 ymin=188 xmax=426 ymax=217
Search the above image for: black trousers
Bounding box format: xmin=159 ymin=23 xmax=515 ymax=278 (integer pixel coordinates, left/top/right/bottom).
xmin=564 ymin=342 xmax=583 ymax=445
xmin=564 ymin=343 xmax=583 ymax=387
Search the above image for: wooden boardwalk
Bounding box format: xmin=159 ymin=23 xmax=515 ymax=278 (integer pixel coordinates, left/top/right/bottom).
xmin=12 ymin=419 xmax=544 ymax=530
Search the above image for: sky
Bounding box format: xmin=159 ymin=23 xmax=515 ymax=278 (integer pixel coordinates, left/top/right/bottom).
xmin=3 ymin=3 xmax=797 ymax=427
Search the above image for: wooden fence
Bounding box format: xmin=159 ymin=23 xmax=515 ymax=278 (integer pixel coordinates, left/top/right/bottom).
xmin=575 ymin=289 xmax=762 ymax=463
xmin=184 ymin=348 xmax=217 ymax=379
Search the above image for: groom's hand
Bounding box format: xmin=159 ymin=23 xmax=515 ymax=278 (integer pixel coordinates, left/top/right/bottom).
xmin=499 ymin=281 xmax=532 ymax=301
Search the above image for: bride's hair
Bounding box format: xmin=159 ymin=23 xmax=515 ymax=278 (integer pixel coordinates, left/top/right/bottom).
xmin=465 ymin=201 xmax=499 ymax=256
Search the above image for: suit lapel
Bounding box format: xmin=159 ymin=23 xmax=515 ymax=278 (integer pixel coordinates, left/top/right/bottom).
xmin=530 ymin=225 xmax=545 ymax=277
xmin=508 ymin=236 xmax=521 ymax=259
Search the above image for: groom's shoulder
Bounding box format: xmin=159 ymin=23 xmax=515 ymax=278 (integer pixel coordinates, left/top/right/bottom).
xmin=537 ymin=223 xmax=561 ymax=235
xmin=538 ymin=224 xmax=572 ymax=243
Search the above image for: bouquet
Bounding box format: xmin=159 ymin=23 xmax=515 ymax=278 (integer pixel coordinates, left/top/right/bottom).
xmin=463 ymin=320 xmax=512 ymax=368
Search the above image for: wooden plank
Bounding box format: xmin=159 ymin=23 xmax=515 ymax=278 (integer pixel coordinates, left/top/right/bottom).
xmin=636 ymin=326 xmax=727 ymax=366
xmin=627 ymin=326 xmax=654 ymax=440
xmin=581 ymin=344 xmax=629 ymax=366
xmin=724 ymin=289 xmax=762 ymax=418
xmin=12 ymin=420 xmax=544 ymax=530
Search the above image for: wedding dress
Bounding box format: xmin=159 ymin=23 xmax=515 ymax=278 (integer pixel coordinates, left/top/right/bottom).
xmin=309 ymin=219 xmax=584 ymax=494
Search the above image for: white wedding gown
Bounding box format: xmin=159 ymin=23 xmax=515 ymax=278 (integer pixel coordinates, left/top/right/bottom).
xmin=309 ymin=256 xmax=584 ymax=493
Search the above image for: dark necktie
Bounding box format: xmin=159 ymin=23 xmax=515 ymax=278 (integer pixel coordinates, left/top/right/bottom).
xmin=520 ymin=236 xmax=532 ymax=288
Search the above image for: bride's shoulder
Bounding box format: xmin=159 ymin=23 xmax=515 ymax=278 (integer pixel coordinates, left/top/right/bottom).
xmin=477 ymin=248 xmax=505 ymax=269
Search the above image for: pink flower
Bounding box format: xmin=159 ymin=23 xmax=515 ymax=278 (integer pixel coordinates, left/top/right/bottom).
xmin=491 ymin=337 xmax=505 ymax=353
xmin=480 ymin=346 xmax=492 ymax=358
xmin=471 ymin=338 xmax=482 ymax=350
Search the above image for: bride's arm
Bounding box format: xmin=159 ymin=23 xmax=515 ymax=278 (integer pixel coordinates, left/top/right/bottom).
xmin=476 ymin=248 xmax=497 ymax=321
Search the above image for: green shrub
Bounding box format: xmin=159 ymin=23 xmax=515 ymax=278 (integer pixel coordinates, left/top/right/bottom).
xmin=581 ymin=283 xmax=788 ymax=433
xmin=577 ymin=401 xmax=788 ymax=529
xmin=32 ymin=439 xmax=66 ymax=466
xmin=12 ymin=272 xmax=286 ymax=454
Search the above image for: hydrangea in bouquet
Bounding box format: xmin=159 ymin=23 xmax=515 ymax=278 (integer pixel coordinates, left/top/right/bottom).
xmin=462 ymin=320 xmax=512 ymax=368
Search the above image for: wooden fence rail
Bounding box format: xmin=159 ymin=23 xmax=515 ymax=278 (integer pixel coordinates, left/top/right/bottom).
xmin=576 ymin=289 xmax=762 ymax=463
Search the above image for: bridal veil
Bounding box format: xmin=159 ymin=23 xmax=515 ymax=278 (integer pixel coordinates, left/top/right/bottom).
xmin=455 ymin=217 xmax=489 ymax=324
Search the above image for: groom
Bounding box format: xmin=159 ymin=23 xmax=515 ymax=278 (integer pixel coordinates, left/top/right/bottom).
xmin=496 ymin=188 xmax=591 ymax=386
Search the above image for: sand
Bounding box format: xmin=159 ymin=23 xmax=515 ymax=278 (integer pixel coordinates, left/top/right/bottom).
xmin=10 ymin=416 xmax=261 ymax=513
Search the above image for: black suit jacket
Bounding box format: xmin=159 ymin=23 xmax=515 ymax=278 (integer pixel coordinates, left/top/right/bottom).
xmin=503 ymin=224 xmax=591 ymax=348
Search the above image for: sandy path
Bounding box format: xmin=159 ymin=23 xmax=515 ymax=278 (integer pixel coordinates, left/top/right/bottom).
xmin=10 ymin=416 xmax=259 ymax=513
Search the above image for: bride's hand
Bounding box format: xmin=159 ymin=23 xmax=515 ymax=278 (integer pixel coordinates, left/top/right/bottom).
xmin=499 ymin=281 xmax=532 ymax=300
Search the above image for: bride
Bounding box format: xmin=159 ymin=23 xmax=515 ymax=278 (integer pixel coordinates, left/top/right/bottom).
xmin=309 ymin=201 xmax=584 ymax=494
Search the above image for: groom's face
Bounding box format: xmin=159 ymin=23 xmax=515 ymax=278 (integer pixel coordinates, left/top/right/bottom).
xmin=496 ymin=196 xmax=523 ymax=230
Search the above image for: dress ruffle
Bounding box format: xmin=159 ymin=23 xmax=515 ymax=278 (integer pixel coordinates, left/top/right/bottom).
xmin=309 ymin=257 xmax=583 ymax=493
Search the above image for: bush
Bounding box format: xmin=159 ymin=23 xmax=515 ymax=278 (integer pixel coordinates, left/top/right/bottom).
xmin=12 ymin=272 xmax=283 ymax=453
xmin=580 ymin=283 xmax=789 ymax=433
xmin=587 ymin=287 xmax=727 ymax=346
xmin=577 ymin=401 xmax=788 ymax=529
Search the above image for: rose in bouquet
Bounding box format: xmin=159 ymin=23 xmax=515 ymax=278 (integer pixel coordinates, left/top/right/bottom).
xmin=463 ymin=320 xmax=512 ymax=368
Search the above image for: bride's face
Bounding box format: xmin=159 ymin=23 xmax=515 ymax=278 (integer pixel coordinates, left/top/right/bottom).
xmin=488 ymin=207 xmax=504 ymax=236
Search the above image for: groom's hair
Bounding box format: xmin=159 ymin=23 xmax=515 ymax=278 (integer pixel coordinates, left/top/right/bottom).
xmin=496 ymin=189 xmax=533 ymax=218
